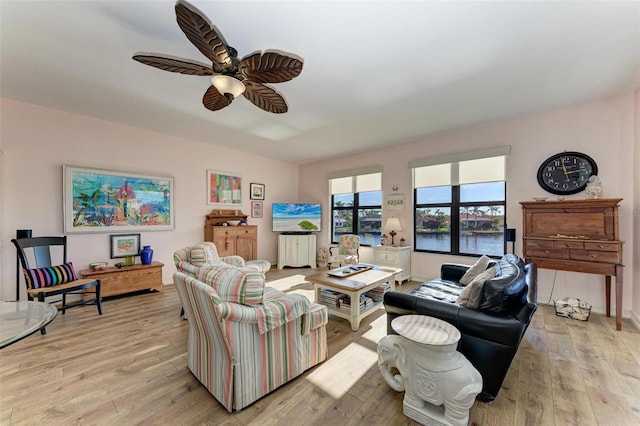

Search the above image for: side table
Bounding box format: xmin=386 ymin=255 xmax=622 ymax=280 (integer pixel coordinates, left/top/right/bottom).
xmin=80 ymin=261 xmax=164 ymax=299
xmin=371 ymin=245 xmax=411 ymax=284
xmin=0 ymin=301 xmax=57 ymax=349
xmin=378 ymin=315 xmax=482 ymax=426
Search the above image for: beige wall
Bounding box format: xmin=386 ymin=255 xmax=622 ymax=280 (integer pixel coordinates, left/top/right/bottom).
xmin=0 ymin=99 xmax=299 ymax=299
xmin=2 ymin=94 xmax=638 ymax=326
xmin=300 ymin=94 xmax=638 ymax=322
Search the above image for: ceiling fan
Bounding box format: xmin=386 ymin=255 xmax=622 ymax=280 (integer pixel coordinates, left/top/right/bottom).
xmin=133 ymin=0 xmax=303 ymax=114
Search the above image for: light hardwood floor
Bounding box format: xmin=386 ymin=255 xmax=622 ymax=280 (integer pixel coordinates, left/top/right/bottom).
xmin=1 ymin=268 xmax=639 ymax=425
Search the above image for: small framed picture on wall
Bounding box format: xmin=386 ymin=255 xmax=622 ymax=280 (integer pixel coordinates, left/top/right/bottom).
xmin=250 ymin=183 xmax=265 ymax=200
xmin=251 ymin=201 xmax=263 ymax=218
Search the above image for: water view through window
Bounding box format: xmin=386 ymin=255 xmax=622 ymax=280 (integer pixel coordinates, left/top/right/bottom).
xmin=415 ymin=182 xmax=506 ymax=256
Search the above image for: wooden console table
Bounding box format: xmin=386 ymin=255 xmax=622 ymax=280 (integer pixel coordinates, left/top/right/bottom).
xmin=80 ymin=262 xmax=164 ymax=299
xmin=521 ymin=199 xmax=624 ymax=330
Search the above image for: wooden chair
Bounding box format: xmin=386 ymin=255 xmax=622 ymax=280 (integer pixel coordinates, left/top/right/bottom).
xmin=12 ymin=236 xmax=102 ymax=334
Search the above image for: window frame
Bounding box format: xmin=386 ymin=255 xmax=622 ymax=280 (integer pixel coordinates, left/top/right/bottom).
xmin=331 ymin=191 xmax=382 ymax=246
xmin=414 ymin=183 xmax=507 ymax=257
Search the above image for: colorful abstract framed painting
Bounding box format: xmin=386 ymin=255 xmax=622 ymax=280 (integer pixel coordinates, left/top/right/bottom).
xmin=110 ymin=234 xmax=141 ymax=258
xmin=207 ymin=170 xmax=242 ymax=205
xmin=63 ymin=165 xmax=175 ymax=234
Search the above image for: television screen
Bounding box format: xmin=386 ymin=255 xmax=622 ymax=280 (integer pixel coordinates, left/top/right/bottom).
xmin=272 ymin=203 xmax=322 ymax=232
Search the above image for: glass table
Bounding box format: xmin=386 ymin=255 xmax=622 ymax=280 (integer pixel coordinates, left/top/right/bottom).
xmin=0 ymin=301 xmax=57 ymax=349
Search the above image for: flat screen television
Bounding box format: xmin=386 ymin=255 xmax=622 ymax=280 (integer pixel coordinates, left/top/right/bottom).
xmin=272 ymin=203 xmax=322 ymax=233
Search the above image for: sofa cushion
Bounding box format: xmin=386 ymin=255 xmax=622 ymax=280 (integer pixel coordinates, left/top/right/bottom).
xmin=410 ymin=278 xmax=464 ymax=303
xmin=198 ymin=268 xmax=266 ymax=306
xmin=459 ymin=255 xmax=492 ymax=285
xmin=457 ymin=266 xmax=497 ymax=308
xmin=478 ymin=261 xmax=527 ymax=313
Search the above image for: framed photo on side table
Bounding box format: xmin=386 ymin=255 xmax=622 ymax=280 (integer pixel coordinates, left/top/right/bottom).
xmin=251 ymin=201 xmax=263 ymax=218
xmin=250 ymin=182 xmax=265 ymax=200
xmin=110 ymin=234 xmax=141 ymax=258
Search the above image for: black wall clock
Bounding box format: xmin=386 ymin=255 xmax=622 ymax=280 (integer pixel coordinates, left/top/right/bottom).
xmin=536 ymin=151 xmax=598 ymax=195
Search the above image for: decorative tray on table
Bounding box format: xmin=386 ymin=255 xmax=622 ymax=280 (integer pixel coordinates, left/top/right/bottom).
xmin=327 ymin=263 xmax=374 ymax=278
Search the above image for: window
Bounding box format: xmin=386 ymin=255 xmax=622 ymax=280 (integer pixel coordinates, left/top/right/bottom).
xmin=330 ymin=171 xmax=382 ymax=245
xmin=411 ymin=148 xmax=509 ymax=256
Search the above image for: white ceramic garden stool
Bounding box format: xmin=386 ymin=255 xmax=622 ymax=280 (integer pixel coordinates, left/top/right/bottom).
xmin=378 ymin=315 xmax=482 ymax=426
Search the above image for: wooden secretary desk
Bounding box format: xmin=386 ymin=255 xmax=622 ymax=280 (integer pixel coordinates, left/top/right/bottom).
xmin=520 ymin=199 xmax=624 ymax=330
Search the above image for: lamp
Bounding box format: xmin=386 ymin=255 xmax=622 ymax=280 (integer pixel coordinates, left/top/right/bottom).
xmin=383 ymin=218 xmax=402 ymax=246
xmin=211 ymin=75 xmax=246 ymax=99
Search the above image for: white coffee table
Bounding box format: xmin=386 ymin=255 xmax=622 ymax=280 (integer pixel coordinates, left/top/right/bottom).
xmin=305 ymin=265 xmax=400 ymax=331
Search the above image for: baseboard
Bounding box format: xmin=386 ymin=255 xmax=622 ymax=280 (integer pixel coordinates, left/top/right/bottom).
xmin=631 ymin=310 xmax=640 ymax=331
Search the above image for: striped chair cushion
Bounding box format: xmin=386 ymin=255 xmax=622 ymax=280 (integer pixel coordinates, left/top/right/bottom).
xmin=189 ymin=242 xmax=219 ymax=266
xmin=198 ymin=268 xmax=265 ymax=306
xmin=23 ymin=262 xmax=78 ymax=289
xmin=244 ymin=259 xmax=272 ymax=273
xmin=216 ymin=292 xmax=311 ymax=334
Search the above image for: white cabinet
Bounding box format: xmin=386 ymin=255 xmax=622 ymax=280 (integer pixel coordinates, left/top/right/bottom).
xmin=371 ymin=245 xmax=411 ymax=284
xmin=278 ymin=234 xmax=317 ymax=269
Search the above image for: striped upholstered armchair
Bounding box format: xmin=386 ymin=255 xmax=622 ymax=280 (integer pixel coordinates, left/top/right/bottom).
xmin=174 ymin=241 xmax=271 ymax=275
xmin=173 ymin=264 xmax=328 ymax=411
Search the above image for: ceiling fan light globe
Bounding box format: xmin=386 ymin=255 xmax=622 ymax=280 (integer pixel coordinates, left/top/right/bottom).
xmin=211 ymin=75 xmax=245 ymax=98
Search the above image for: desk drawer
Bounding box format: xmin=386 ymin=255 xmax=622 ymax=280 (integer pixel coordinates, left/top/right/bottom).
xmin=554 ymin=240 xmax=584 ymax=249
xmin=526 ymin=247 xmax=568 ymax=259
xmin=569 ymin=250 xmax=621 ymax=263
xmin=584 ymin=242 xmax=619 ymax=252
xmin=525 ymin=240 xmax=554 ymax=249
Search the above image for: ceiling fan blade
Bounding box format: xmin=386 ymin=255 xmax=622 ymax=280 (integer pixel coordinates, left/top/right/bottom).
xmin=203 ymin=85 xmax=232 ymax=111
xmin=237 ymin=52 xmax=303 ymax=84
xmin=175 ymin=1 xmax=233 ymax=73
xmin=132 ymin=55 xmax=213 ymax=75
xmin=242 ymin=80 xmax=288 ymax=114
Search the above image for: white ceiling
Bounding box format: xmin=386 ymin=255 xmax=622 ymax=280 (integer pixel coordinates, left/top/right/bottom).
xmin=2 ymin=1 xmax=639 ymax=164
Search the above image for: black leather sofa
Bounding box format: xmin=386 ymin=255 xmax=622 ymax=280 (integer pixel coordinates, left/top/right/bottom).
xmin=383 ymin=255 xmax=537 ymax=402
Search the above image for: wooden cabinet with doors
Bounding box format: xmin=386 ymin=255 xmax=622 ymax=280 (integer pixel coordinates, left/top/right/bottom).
xmin=520 ymin=199 xmax=624 ymax=330
xmin=204 ymin=209 xmax=257 ymax=260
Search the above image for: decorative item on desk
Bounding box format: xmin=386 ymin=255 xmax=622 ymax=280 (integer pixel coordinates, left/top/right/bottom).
xmin=140 ymin=245 xmax=154 ymax=265
xmin=383 ymin=218 xmax=402 ymax=246
xmin=381 ymin=234 xmax=388 ymax=246
xmin=399 ymin=237 xmax=406 ymax=247
xmin=228 ymin=220 xmax=241 ymax=226
xmin=125 ymin=255 xmax=135 ymax=266
xmin=585 ymin=176 xmax=602 ymax=199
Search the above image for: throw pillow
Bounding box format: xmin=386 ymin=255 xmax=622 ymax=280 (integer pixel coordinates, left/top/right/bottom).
xmin=23 ymin=262 xmax=78 ymax=289
xmin=189 ymin=242 xmax=219 ymax=266
xmin=478 ymin=261 xmax=527 ymax=313
xmin=457 ymin=266 xmax=497 ymax=308
xmin=198 ymin=268 xmax=266 ymax=306
xmin=459 ymin=255 xmax=492 ymax=285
